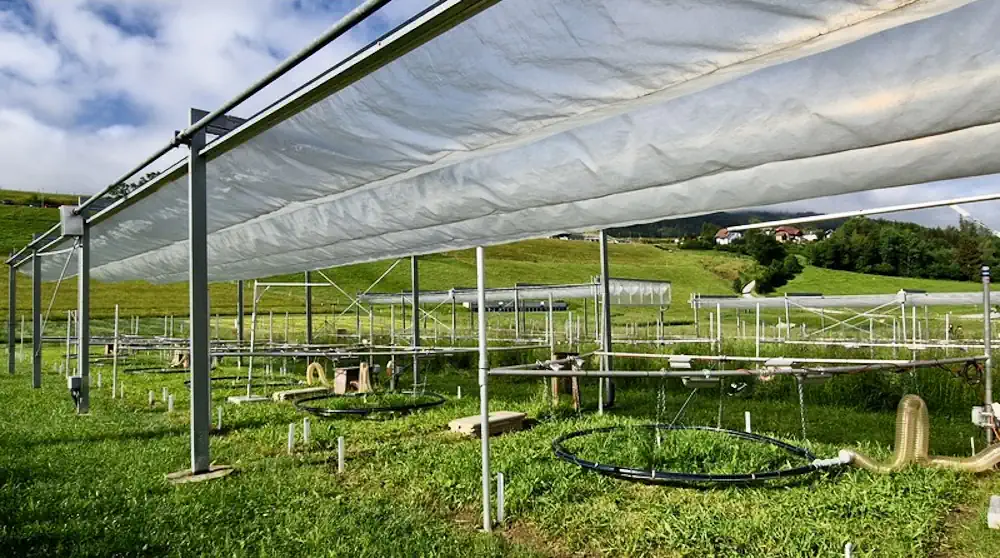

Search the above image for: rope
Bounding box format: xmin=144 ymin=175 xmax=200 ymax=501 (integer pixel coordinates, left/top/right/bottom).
xmin=36 ymin=239 xmax=79 ymax=357
xmin=668 ymin=388 xmax=698 ymax=428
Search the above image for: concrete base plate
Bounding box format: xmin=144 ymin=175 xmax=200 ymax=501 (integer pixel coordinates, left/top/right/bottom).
xmin=226 ymin=395 xmax=270 ymax=405
xmin=449 ymin=411 xmax=526 ymax=437
xmin=166 ymin=465 xmax=235 ymax=485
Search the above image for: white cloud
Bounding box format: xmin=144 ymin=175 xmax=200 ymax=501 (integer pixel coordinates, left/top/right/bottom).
xmin=0 ymin=0 xmax=432 ymax=193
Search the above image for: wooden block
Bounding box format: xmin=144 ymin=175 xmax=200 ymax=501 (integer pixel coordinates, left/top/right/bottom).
xmin=355 ymin=362 xmax=372 ymax=393
xmin=448 ymin=411 xmax=526 ymax=437
xmin=271 ymin=387 xmax=332 ymax=401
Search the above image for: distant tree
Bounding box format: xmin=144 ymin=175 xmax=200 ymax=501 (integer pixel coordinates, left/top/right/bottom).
xmin=743 ymin=230 xmax=786 ymax=267
xmin=109 ymin=171 xmax=160 ymax=200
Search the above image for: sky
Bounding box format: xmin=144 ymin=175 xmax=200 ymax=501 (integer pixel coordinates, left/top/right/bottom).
xmin=0 ymin=0 xmax=998 ymax=231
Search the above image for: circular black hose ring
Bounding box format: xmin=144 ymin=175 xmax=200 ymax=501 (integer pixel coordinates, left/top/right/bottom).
xmin=295 ymin=390 xmax=446 ymax=418
xmin=553 ymin=424 xmax=828 ymax=484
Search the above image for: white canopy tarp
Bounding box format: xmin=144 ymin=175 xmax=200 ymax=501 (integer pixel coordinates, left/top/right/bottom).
xmin=28 ymin=0 xmax=1000 ymax=283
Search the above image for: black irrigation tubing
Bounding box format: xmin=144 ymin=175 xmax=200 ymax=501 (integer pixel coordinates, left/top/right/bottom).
xmin=552 ymin=424 xmax=841 ymax=485
xmin=295 ymin=390 xmax=446 ymax=418
xmin=182 ymin=376 xmax=303 ymax=388
xmin=123 ymin=367 xmax=191 ymax=375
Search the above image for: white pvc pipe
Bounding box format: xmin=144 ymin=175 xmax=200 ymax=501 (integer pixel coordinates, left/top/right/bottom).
xmin=476 ymin=246 xmax=492 ymax=532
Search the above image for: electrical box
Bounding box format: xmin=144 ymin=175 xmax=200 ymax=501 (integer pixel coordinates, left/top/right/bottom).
xmin=60 ymin=206 xmax=84 ymax=237
xmin=971 ymin=403 xmax=1000 ymax=427
xmin=67 ymin=375 xmax=82 ymax=390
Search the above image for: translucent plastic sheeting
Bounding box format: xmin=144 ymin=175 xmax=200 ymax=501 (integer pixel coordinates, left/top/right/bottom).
xmin=26 ymin=0 xmax=1000 ymax=284
xmin=691 ymin=291 xmax=999 ymax=310
xmin=358 ymin=278 xmax=671 ymax=306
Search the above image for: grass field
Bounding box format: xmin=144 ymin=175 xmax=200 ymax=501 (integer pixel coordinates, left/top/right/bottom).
xmin=1 ymin=350 xmax=998 ymax=557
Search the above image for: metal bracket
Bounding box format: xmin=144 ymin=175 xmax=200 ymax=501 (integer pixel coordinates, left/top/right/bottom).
xmin=60 ymin=206 xmax=84 ymax=237
xmin=191 ymin=108 xmax=248 ymax=138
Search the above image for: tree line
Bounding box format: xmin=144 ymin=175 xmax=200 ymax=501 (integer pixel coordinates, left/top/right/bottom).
xmin=807 ymin=217 xmax=998 ymax=282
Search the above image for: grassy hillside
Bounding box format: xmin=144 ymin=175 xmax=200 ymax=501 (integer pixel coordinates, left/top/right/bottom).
xmin=783 ymin=265 xmax=981 ymax=294
xmin=1 ymin=232 xmax=748 ymax=320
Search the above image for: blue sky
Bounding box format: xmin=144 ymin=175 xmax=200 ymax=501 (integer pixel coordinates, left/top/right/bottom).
xmin=0 ymin=0 xmax=997 ymax=230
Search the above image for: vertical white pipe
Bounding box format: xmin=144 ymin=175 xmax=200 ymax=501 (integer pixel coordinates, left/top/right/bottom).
xmin=302 ymin=417 xmax=311 ymax=445
xmin=755 ymin=303 xmax=760 ymax=359
xmin=983 ymin=266 xmax=993 ymax=444
xmin=496 ymin=472 xmax=505 ymax=525
xmin=744 ymin=411 xmax=752 ymax=433
xmin=476 ymin=246 xmax=492 ymax=532
xmin=287 ymin=423 xmax=295 ymax=454
xmin=337 ymin=436 xmax=345 ymax=473
xmin=112 ymin=305 xmax=119 ymax=399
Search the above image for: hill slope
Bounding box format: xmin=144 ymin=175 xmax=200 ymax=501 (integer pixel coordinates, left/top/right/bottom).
xmin=0 ymin=198 xmax=984 ymax=320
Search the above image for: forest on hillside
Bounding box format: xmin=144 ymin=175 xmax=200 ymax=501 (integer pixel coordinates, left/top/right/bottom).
xmin=807 ymin=217 xmax=999 ymax=282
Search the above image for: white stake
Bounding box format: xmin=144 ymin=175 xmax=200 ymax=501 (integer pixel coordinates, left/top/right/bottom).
xmin=167 ymin=395 xmax=174 ymax=413
xmin=497 ymin=472 xmax=506 ymax=524
xmin=457 ymin=386 xmax=462 ymax=399
xmin=844 ymin=543 xmax=854 ymax=558
xmin=337 ymin=436 xmax=345 ymax=473
xmin=971 ymin=437 xmax=977 ymax=455
xmin=302 ymin=417 xmax=311 ymax=445
xmin=97 ymin=371 xmax=102 ymax=389
xmin=217 ymin=406 xmax=223 ymax=430
xmin=148 ymin=390 xmax=154 ymax=407
xmin=744 ymin=411 xmax=752 ymax=433
xmin=162 ymin=387 xmax=168 ymax=402
xmin=288 ymin=423 xmax=296 ymax=454
xmin=119 ymin=382 xmax=124 ymax=399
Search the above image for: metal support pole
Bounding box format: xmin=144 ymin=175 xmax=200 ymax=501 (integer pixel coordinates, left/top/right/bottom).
xmin=476 ymin=246 xmax=492 ymax=532
xmin=77 ymin=223 xmax=90 ymax=413
xmin=599 ymin=230 xmax=614 ymax=407
xmin=451 ymin=296 xmax=457 ymax=344
xmin=187 ymin=109 xmax=211 ymax=474
xmin=112 ymin=305 xmax=119 ymax=398
xmin=411 ymin=256 xmax=420 ymax=386
xmin=236 ymin=280 xmax=244 ymax=365
xmin=7 ymin=262 xmax=14 ymax=375
xmin=513 ymin=284 xmax=520 ymax=341
xmin=304 ymin=271 xmax=313 ymax=345
xmin=31 ymin=250 xmax=41 ymax=389
xmin=784 ymin=296 xmax=791 ymax=341
xmin=755 ymin=303 xmax=761 ymax=358
xmin=983 ymin=266 xmax=994 ymax=444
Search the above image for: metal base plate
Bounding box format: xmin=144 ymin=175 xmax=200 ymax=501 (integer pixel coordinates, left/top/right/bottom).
xmin=166 ymin=465 xmax=235 ymax=485
xmin=226 ymin=395 xmax=270 ymax=405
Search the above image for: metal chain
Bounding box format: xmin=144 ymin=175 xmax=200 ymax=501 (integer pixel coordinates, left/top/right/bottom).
xmin=655 ymin=378 xmax=666 ymax=447
xmin=797 ymin=377 xmax=808 ymax=440
xmin=717 ymin=381 xmax=724 ymax=429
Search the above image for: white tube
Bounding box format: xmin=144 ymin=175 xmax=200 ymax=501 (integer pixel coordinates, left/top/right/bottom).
xmin=476 ymin=246 xmax=492 ymax=532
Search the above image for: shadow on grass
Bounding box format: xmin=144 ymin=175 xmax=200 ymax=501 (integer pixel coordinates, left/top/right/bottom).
xmin=7 ymin=425 xmax=187 ymax=449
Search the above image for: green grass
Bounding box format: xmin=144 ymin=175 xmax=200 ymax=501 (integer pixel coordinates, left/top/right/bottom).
xmin=784 ymin=265 xmax=980 ymax=295
xmin=2 ymin=349 xmax=999 ymax=557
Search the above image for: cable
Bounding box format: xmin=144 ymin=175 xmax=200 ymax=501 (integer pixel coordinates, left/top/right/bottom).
xmin=295 ymin=390 xmax=445 ymax=418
